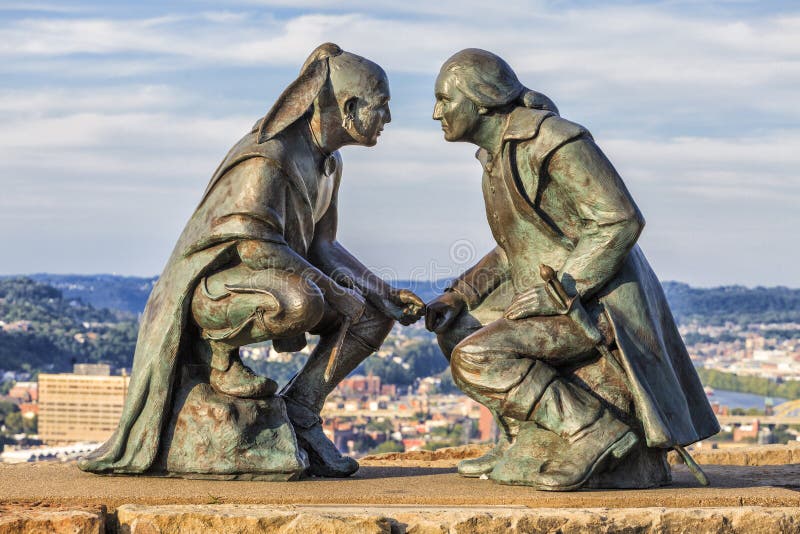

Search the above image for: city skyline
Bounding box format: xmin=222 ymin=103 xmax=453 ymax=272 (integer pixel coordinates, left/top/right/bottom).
xmin=0 ymin=1 xmax=798 ymax=287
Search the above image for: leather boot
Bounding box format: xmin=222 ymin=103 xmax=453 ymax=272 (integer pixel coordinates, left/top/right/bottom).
xmin=209 ymin=346 xmax=277 ymax=399
xmin=284 ymin=396 xmax=359 ymax=477
xmin=490 ymin=362 xmax=638 ymax=490
xmin=458 ymin=415 xmax=517 ymax=477
xmin=531 ymin=407 xmax=638 ymax=491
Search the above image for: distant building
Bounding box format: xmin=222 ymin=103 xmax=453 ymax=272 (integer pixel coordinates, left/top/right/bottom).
xmin=19 ymin=402 xmax=38 ymax=419
xmin=7 ymin=381 xmax=38 ymax=403
xmin=338 ymin=373 xmax=381 ymax=396
xmin=38 ymin=366 xmax=129 ymax=444
xmin=477 ymin=404 xmax=496 ymax=442
xmin=733 ymin=419 xmax=760 ymax=442
xmin=72 ymin=363 xmax=112 ymax=376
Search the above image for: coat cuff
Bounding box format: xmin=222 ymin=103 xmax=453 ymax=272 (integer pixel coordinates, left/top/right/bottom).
xmin=445 ymin=279 xmax=482 ymax=310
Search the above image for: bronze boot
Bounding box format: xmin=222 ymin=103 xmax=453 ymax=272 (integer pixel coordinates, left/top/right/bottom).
xmin=208 ymin=342 xmax=278 ymax=399
xmin=529 ymin=405 xmax=638 ymax=491
xmin=458 ymin=415 xmax=517 ymax=477
xmin=284 ymin=397 xmax=359 ymax=477
xmin=488 ymin=361 xmax=638 ymax=490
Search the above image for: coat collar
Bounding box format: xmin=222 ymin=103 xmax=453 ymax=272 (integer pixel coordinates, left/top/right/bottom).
xmin=502 ymin=106 xmax=555 ymax=142
xmin=476 ymin=107 xmax=555 ymax=164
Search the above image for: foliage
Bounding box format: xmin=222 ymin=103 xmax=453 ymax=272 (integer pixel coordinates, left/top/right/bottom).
xmin=23 ymin=274 xmax=157 ymax=314
xmin=0 ymin=278 xmax=138 ymax=372
xmin=241 ymin=352 xmax=306 ymax=389
xmin=697 ymin=368 xmax=800 ymax=399
xmin=772 ymin=426 xmax=798 ymax=445
xmin=359 ymin=339 xmax=449 ymax=386
xmin=365 ymin=419 xmax=394 ymax=433
xmin=0 ymin=401 xmax=20 ymax=428
xmin=369 ymin=440 xmax=404 ymax=454
xmin=424 ymin=422 xmax=468 ymax=450
xmin=662 ymin=282 xmax=800 ymax=325
xmin=730 ymin=407 xmax=764 ymax=416
xmin=436 ymin=368 xmax=460 ymax=394
xmin=350 ymin=434 xmax=377 ymax=453
xmin=3 ymin=411 xmax=23 ymax=434
xmin=22 ymin=414 xmax=37 ymax=435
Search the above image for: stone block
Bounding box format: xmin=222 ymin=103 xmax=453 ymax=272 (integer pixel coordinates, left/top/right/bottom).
xmin=0 ymin=507 xmax=104 ymax=534
xmin=113 ymin=505 xmax=800 ymax=534
xmin=154 ymin=380 xmax=308 ymax=480
xmin=669 ymin=442 xmax=800 ymax=467
xmin=115 ymin=505 xmax=390 ymax=533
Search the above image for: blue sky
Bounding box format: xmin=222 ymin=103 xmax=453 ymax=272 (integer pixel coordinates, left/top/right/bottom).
xmin=0 ymin=1 xmax=797 ymax=287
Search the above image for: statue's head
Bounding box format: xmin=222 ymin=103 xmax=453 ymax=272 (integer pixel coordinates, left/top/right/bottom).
xmin=433 ymin=48 xmax=558 ymax=142
xmin=327 ymin=50 xmax=391 ymax=147
xmin=259 ymin=43 xmax=390 ymax=147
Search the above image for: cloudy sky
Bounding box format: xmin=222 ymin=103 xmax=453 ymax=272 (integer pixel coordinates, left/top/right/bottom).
xmin=0 ymin=1 xmax=797 ymax=287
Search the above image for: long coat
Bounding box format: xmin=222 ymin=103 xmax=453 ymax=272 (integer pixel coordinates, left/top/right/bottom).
xmin=79 ymin=119 xmax=332 ymax=473
xmin=459 ymin=107 xmax=719 ymax=448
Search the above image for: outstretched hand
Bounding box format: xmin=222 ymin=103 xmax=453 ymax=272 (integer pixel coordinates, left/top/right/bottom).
xmin=375 ymin=288 xmax=426 ymax=325
xmin=425 ymin=291 xmax=466 ymax=334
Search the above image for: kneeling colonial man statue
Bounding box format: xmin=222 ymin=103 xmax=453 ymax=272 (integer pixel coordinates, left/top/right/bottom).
xmin=79 ymin=43 xmax=424 ymax=480
xmin=425 ymin=49 xmax=719 ymax=490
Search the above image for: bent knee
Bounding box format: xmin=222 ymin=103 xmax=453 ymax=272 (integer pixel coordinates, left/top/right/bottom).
xmin=270 ymin=273 xmax=325 ymax=335
xmin=450 ymin=340 xmax=491 ymax=371
xmin=191 ymin=269 xmax=325 ymax=338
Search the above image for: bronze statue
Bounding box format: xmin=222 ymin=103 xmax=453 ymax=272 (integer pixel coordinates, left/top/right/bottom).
xmin=425 ymin=49 xmax=719 ymax=490
xmin=79 ymin=43 xmax=424 ymax=480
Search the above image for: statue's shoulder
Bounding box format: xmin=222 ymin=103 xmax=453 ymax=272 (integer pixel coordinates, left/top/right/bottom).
xmin=239 ymin=118 xmax=291 ymax=166
xmin=200 ymin=119 xmax=293 ymax=205
xmin=537 ymin=114 xmax=591 ymax=146
xmin=506 ymin=108 xmax=590 ymax=146
xmin=509 ymin=109 xmax=592 ymax=173
xmin=217 ymin=120 xmax=292 ymax=175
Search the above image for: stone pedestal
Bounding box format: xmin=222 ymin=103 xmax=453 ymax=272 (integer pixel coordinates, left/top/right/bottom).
xmin=153 ymin=379 xmax=308 ymax=480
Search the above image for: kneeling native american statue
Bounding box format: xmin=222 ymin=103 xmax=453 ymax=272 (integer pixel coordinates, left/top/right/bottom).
xmin=425 ymin=49 xmax=719 ymax=490
xmin=78 ymin=43 xmax=424 ymax=480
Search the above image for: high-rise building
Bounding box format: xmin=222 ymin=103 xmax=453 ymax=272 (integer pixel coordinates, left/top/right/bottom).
xmin=38 ymin=366 xmax=129 ymax=444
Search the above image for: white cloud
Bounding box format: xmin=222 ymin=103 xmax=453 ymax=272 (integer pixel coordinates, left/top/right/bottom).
xmin=0 ymin=85 xmax=184 ymax=115
xmin=0 ymin=2 xmax=798 ymax=284
xmin=602 ymin=133 xmax=800 ymax=201
xmin=1 ymin=5 xmax=796 ymax=125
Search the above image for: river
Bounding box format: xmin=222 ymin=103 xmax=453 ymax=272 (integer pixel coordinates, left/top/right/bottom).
xmin=706 ymin=388 xmax=788 ymax=410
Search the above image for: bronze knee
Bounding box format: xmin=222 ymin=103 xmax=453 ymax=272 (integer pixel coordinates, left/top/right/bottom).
xmin=191 ymin=267 xmax=325 ymax=345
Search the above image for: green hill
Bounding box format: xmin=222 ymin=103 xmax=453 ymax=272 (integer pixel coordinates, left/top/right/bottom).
xmin=1 ymin=274 xmax=798 ymax=377
xmin=0 ymin=278 xmax=137 ymax=373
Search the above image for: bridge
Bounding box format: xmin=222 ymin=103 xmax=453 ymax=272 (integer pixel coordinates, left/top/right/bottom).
xmin=716 ymin=399 xmax=800 ymax=426
xmin=716 ymin=415 xmax=800 ymax=425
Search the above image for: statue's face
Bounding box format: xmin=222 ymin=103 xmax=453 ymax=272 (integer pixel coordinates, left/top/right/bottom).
xmin=433 ymin=71 xmax=480 ymax=142
xmin=346 ymin=81 xmax=391 ymax=147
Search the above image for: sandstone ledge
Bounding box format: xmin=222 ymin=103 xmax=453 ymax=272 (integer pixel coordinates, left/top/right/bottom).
xmin=2 ymin=504 xmax=797 ymax=533
xmin=0 ymin=505 xmax=105 ymax=534
xmin=678 ymin=442 xmax=800 ymax=466
xmin=361 ymin=442 xmax=800 ymax=468
xmin=3 ymin=444 xmax=800 ymax=533
xmin=114 ymin=504 xmax=800 ymax=534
